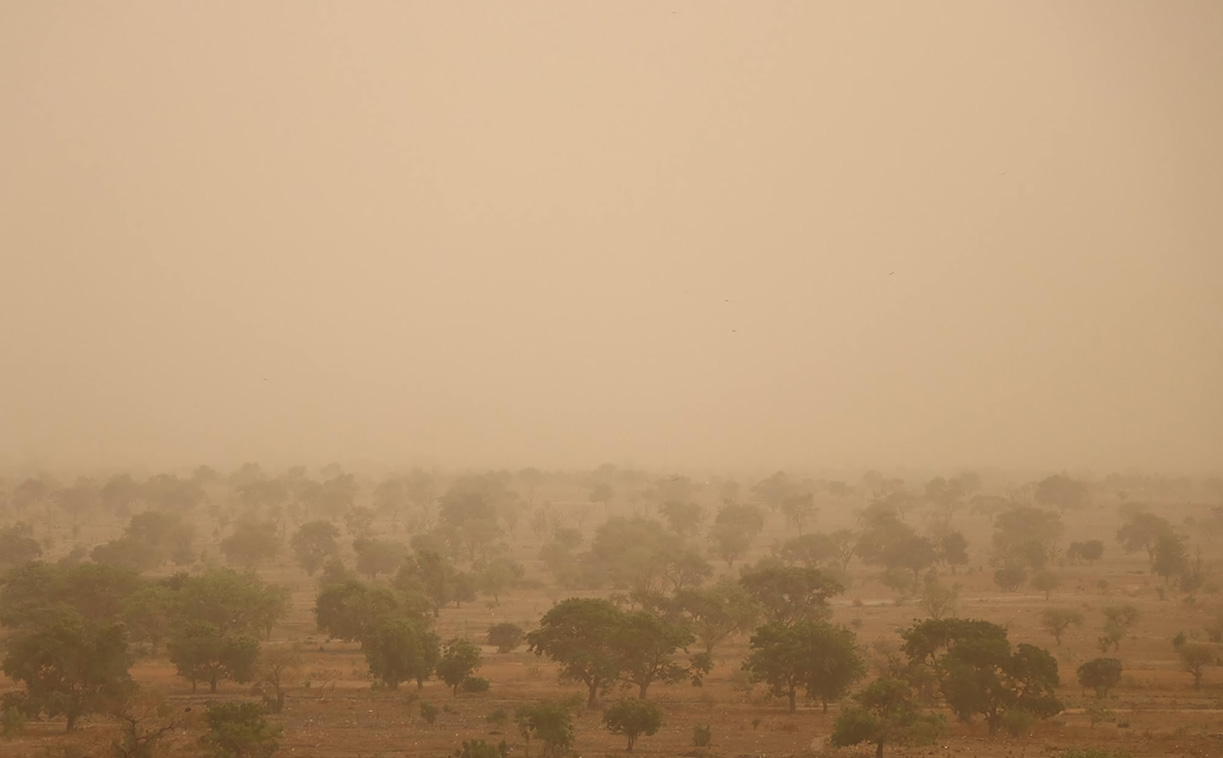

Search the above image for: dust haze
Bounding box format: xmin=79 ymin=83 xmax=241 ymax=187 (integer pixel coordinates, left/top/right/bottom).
xmin=2 ymin=1 xmax=1220 ymax=475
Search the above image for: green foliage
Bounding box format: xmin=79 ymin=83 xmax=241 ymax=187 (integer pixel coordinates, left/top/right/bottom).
xmin=1 ymin=706 xmax=27 ymax=739
xmin=856 ymin=506 xmax=936 ymax=584
xmin=901 ymin=618 xmax=1062 ymax=735
xmin=461 ymin=676 xmax=490 ymax=693
xmin=526 ymin=598 xmax=625 ymax=708
xmin=0 ymin=522 xmax=43 ymax=570
xmin=454 ymin=739 xmax=508 ymax=758
xmin=659 ymin=500 xmax=704 ymax=537
xmin=353 ymin=537 xmax=409 ymax=579
xmin=1116 ymin=512 xmax=1173 ymax=566
xmin=220 ymin=520 xmax=281 ymax=569
xmin=199 ymin=701 xmax=282 ymax=758
xmin=314 ymin=578 xmax=411 ymax=642
xmin=167 ymin=620 xmax=260 ymax=694
xmin=739 ymin=564 xmax=843 ymax=624
xmin=362 ymin=615 xmax=440 ymax=690
xmin=831 ymin=678 xmax=945 ymax=758
xmin=993 ymin=565 xmax=1027 ymax=592
xmin=708 ymin=504 xmax=765 ymax=567
xmin=1077 ymin=658 xmax=1123 ymax=698
xmin=486 ymin=708 xmax=508 ymax=725
xmin=672 ymin=578 xmax=761 ymax=655
xmin=581 ymin=517 xmax=711 ymax=594
xmin=476 ymin=558 xmax=525 ymax=603
xmin=991 ymin=506 xmax=1063 ymax=570
xmin=515 ymin=697 xmax=581 ymax=758
xmin=0 ymin=561 xmax=142 ymax=628
xmin=1030 ymin=570 xmax=1061 ymax=600
xmin=743 ymin=620 xmax=865 ymax=712
xmin=419 ymin=702 xmax=438 ymax=724
xmin=692 ymin=723 xmax=712 ymax=747
xmin=1067 ymin=540 xmax=1104 ymax=564
xmin=0 ymin=605 xmax=134 ymax=731
xmin=1178 ymin=642 xmax=1217 ymax=688
xmin=613 ymin=609 xmax=706 ymax=698
xmin=488 ymin=622 xmax=525 ymax=653
xmin=437 ymin=638 xmax=483 ymax=695
xmin=1000 ymin=708 xmax=1034 ymax=738
xmin=603 ymin=698 xmax=664 ymax=752
xmin=1033 ymin=475 xmax=1090 ymax=512
xmin=1040 ymin=608 xmax=1084 ymax=646
xmin=290 ymin=521 xmax=340 ymax=575
xmin=396 ymin=549 xmax=470 ymax=615
xmin=176 ymin=569 xmax=288 ymax=638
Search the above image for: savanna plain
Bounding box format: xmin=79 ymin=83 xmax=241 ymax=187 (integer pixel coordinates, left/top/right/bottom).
xmin=2 ymin=466 xmax=1221 ymax=758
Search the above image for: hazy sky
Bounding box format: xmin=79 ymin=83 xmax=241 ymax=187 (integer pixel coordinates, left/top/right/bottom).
xmin=2 ymin=2 xmax=1220 ymax=474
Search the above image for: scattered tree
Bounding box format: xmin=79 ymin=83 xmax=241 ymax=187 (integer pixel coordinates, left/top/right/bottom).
xmin=603 ymin=698 xmax=663 ymax=752
xmin=832 ymin=678 xmax=945 ymax=758
xmin=1076 ymin=658 xmax=1122 ymax=698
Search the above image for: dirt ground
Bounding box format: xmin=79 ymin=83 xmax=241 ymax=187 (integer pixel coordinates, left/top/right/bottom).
xmin=4 ymin=491 xmax=1223 ymax=758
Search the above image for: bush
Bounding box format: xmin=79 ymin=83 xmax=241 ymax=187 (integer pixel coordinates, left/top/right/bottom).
xmin=487 ymin=623 xmax=525 ymax=653
xmin=486 ymin=708 xmax=508 ymax=725
xmin=692 ymin=724 xmax=712 ymax=747
xmin=461 ymin=676 xmax=491 ymax=693
xmin=454 ymin=739 xmax=509 ymax=758
xmin=1 ymin=707 xmax=27 ymax=740
xmin=1001 ymin=709 xmax=1034 ymax=738
xmin=199 ymin=701 xmax=283 ymax=758
xmin=420 ymin=702 xmax=438 ymax=724
xmin=603 ymin=698 xmax=664 ymax=752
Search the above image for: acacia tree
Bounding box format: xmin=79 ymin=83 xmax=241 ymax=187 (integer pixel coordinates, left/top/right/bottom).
xmin=1040 ymin=608 xmax=1084 ymax=646
xmin=1 ymin=606 xmax=134 ymax=731
xmin=743 ymin=621 xmax=865 ymax=712
xmin=832 ymin=678 xmax=945 ymax=758
xmin=1179 ymin=643 xmax=1216 ymax=689
xmin=257 ymin=646 xmax=303 ymax=713
xmin=526 ymin=598 xmax=624 ymax=708
xmin=487 ymin=622 xmax=525 ymax=653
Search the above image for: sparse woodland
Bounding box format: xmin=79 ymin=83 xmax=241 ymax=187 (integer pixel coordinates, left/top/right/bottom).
xmin=1 ymin=466 xmax=1222 ymax=758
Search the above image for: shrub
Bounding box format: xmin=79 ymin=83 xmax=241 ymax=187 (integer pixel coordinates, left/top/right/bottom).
xmin=486 ymin=708 xmax=508 ymax=725
xmin=461 ymin=677 xmax=491 ymax=693
xmin=603 ymin=698 xmax=664 ymax=752
xmin=199 ymin=701 xmax=283 ymax=758
xmin=692 ymin=724 xmax=712 ymax=747
xmin=454 ymin=739 xmax=508 ymax=758
xmin=1001 ymin=709 xmax=1034 ymax=738
xmin=420 ymin=702 xmax=438 ymax=724
xmin=1 ymin=707 xmax=27 ymax=740
xmin=487 ymin=623 xmax=525 ymax=653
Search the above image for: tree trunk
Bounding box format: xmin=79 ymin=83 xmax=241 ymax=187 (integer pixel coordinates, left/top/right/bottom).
xmin=65 ymin=711 xmax=78 ymax=732
xmin=875 ymin=740 xmax=884 ymax=758
xmin=209 ymin=673 xmax=218 ymax=693
xmin=787 ymin=688 xmax=797 ymax=713
xmin=587 ymin=682 xmax=600 ymax=709
xmin=638 ymin=681 xmax=650 ymax=699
